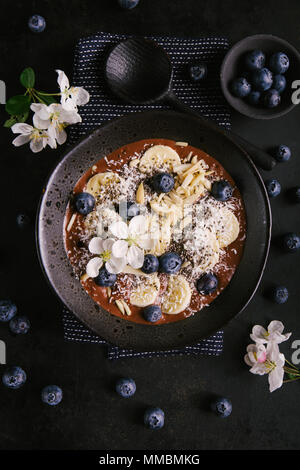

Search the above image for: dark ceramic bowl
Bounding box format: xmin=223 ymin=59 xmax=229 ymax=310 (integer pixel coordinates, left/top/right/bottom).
xmin=220 ymin=34 xmax=300 ymax=119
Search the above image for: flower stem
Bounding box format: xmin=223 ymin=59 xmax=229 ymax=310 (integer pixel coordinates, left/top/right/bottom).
xmin=35 ymin=91 xmax=61 ymax=96
xmin=285 ymin=358 xmax=299 ymax=370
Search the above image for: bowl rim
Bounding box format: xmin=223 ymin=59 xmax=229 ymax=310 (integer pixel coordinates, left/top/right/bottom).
xmin=220 ymin=33 xmax=300 ymax=119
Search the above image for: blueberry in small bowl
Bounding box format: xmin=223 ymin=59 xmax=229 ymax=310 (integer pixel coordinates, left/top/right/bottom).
xmin=73 ymin=192 xmax=95 ymax=215
xmin=269 ymin=52 xmax=290 ymax=74
xmin=0 ymin=300 xmax=17 ymax=322
xmin=9 ymin=316 xmax=31 ymax=335
xmin=151 ymin=172 xmax=174 ymax=193
xmin=211 ymin=397 xmax=232 ymax=418
xmin=2 ymin=366 xmax=27 ymax=389
xmin=141 ymin=254 xmax=159 ymax=274
xmin=246 ymin=90 xmax=261 ymax=105
xmin=41 ymin=385 xmax=63 ymax=405
xmin=144 ymin=407 xmax=165 ymax=429
xmin=263 ymin=89 xmax=281 ymax=108
xmin=188 ymin=62 xmax=208 ymax=82
xmin=244 ymin=49 xmax=265 ymax=71
xmin=265 ymin=178 xmax=281 ymax=198
xmin=143 ymin=305 xmax=162 ymax=323
xmin=159 ymin=252 xmax=182 ymax=274
xmin=231 ymin=77 xmax=251 ymax=98
xmin=115 ymin=378 xmax=136 ymax=398
xmin=283 ymin=233 xmax=300 ymax=252
xmin=251 ymin=68 xmax=273 ymax=92
xmin=269 ymin=285 xmax=289 ymax=304
xmin=211 ymin=180 xmax=233 ymax=201
xmin=274 ymin=144 xmax=291 ymax=162
xmin=273 ymin=74 xmax=286 ymax=93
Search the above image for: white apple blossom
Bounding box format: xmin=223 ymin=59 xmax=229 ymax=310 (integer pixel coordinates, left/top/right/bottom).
xmin=110 ymin=215 xmax=155 ymax=270
xmin=11 ymin=122 xmax=56 ymax=153
xmin=31 ymin=103 xmax=81 ymax=146
xmin=250 ymin=320 xmax=291 ymax=345
xmin=245 ymin=342 xmax=285 ymax=392
xmin=86 ymin=238 xmax=126 ymax=277
xmin=56 ymin=69 xmax=90 ymax=111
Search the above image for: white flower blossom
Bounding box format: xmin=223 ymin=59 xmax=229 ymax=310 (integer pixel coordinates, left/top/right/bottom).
xmin=11 ymin=122 xmax=56 ymax=153
xmin=250 ymin=320 xmax=291 ymax=345
xmin=31 ymin=103 xmax=81 ymax=147
xmin=86 ymin=237 xmax=127 ymax=277
xmin=245 ymin=342 xmax=285 ymax=392
xmin=56 ymin=69 xmax=90 ymax=111
xmin=110 ymin=215 xmax=155 ymax=270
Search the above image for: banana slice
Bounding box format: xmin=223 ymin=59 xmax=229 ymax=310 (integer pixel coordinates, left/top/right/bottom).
xmin=130 ymin=275 xmax=160 ymax=307
xmin=147 ymin=214 xmax=171 ymax=256
xmin=185 ymin=229 xmax=220 ymax=274
xmin=161 ymin=275 xmax=191 ymax=314
xmin=86 ymin=172 xmax=124 ymax=197
xmin=217 ymin=209 xmax=240 ymax=248
xmin=139 ymin=145 xmax=181 ymax=173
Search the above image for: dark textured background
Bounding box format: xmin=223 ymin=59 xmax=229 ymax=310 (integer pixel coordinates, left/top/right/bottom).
xmin=0 ymin=0 xmax=300 ymax=450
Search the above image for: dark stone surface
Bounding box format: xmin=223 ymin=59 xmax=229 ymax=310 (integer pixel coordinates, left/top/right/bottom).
xmin=0 ymin=0 xmax=300 ymax=450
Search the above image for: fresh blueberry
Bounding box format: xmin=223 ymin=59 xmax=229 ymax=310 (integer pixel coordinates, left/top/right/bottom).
xmin=115 ymin=378 xmax=136 ymax=398
xmin=251 ymin=68 xmax=273 ymax=91
xmin=159 ymin=252 xmax=182 ymax=274
xmin=211 ymin=397 xmax=232 ymax=418
xmin=28 ymin=15 xmax=46 ymax=33
xmin=265 ymin=178 xmax=281 ymax=198
xmin=283 ymin=233 xmax=300 ymax=252
xmin=244 ymin=50 xmax=265 ymax=71
xmin=118 ymin=0 xmax=140 ymax=9
xmin=16 ymin=213 xmax=30 ymax=229
xmin=41 ymin=385 xmax=63 ymax=406
xmin=211 ymin=180 xmax=233 ymax=202
xmin=2 ymin=367 xmax=27 ymax=389
xmin=246 ymin=90 xmax=261 ymax=106
xmin=264 ymin=89 xmax=281 ymax=108
xmin=188 ymin=62 xmax=207 ymax=82
xmin=270 ymin=286 xmax=289 ymax=304
xmin=273 ymin=74 xmax=286 ymax=93
xmin=144 ymin=407 xmax=165 ymax=429
xmin=143 ymin=305 xmax=162 ymax=323
xmin=151 ymin=173 xmax=175 ymax=193
xmin=119 ymin=201 xmax=140 ymax=220
xmin=231 ymin=77 xmax=251 ymax=98
xmin=196 ymin=273 xmax=218 ymax=295
xmin=73 ymin=192 xmax=95 ymax=215
xmin=9 ymin=316 xmax=30 ymax=335
xmin=94 ymin=267 xmax=117 ymax=287
xmin=141 ymin=254 xmax=159 ymax=274
xmin=290 ymin=186 xmax=300 ymax=203
xmin=269 ymin=52 xmax=290 ymax=74
xmin=275 ymin=144 xmax=291 ymax=162
xmin=0 ymin=300 xmax=17 ymax=322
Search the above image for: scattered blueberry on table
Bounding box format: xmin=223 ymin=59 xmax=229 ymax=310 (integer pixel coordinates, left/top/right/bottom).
xmin=265 ymin=178 xmax=281 ymax=198
xmin=141 ymin=254 xmax=159 ymax=274
xmin=274 ymin=144 xmax=291 ymax=162
xmin=144 ymin=407 xmax=165 ymax=429
xmin=41 ymin=385 xmax=63 ymax=406
xmin=231 ymin=77 xmax=251 ymax=98
xmin=118 ymin=0 xmax=140 ymax=9
xmin=0 ymin=300 xmax=17 ymax=322
xmin=290 ymin=186 xmax=300 ymax=203
xmin=115 ymin=378 xmax=136 ymax=398
xmin=188 ymin=62 xmax=208 ymax=82
xmin=270 ymin=286 xmax=289 ymax=304
xmin=2 ymin=367 xmax=27 ymax=389
xmin=211 ymin=180 xmax=233 ymax=201
xmin=143 ymin=305 xmax=162 ymax=323
xmin=16 ymin=213 xmax=30 ymax=229
xmin=28 ymin=15 xmax=46 ymax=33
xmin=269 ymin=52 xmax=290 ymax=74
xmin=73 ymin=192 xmax=95 ymax=215
xmin=283 ymin=233 xmax=300 ymax=252
xmin=264 ymin=89 xmax=281 ymax=108
xmin=159 ymin=252 xmax=182 ymax=274
xmin=211 ymin=397 xmax=232 ymax=418
xmin=196 ymin=273 xmax=218 ymax=295
xmin=151 ymin=172 xmax=175 ymax=193
xmin=119 ymin=201 xmax=140 ymax=220
xmin=9 ymin=316 xmax=31 ymax=335
xmin=94 ymin=267 xmax=117 ymax=287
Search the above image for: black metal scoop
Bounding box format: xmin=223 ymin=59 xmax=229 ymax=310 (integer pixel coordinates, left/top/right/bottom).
xmin=105 ymin=37 xmax=276 ymax=171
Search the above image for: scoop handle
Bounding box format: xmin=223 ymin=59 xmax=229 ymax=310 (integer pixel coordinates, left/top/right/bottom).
xmin=166 ymin=92 xmax=276 ymax=171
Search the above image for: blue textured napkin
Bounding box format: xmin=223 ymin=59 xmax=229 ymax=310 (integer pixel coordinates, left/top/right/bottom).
xmin=63 ymin=32 xmax=231 ymax=359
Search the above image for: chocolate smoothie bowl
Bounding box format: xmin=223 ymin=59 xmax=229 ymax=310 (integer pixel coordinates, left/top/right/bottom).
xmin=37 ymin=110 xmax=271 ymax=350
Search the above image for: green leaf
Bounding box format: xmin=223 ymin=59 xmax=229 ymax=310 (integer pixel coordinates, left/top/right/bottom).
xmin=5 ymin=95 xmax=31 ymax=115
xmin=20 ymin=67 xmax=35 ymax=88
xmin=3 ymin=111 xmax=29 ymax=128
xmin=35 ymin=93 xmax=57 ymax=106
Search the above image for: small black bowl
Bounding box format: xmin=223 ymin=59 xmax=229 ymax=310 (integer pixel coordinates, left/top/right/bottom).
xmin=220 ymin=34 xmax=300 ymax=119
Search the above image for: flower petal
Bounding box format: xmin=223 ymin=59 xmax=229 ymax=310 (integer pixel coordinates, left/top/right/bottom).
xmin=11 ymin=123 xmax=33 ymax=135
xmin=73 ymin=86 xmax=90 ymax=106
xmin=127 ymin=245 xmax=144 ymax=269
xmin=30 ymin=138 xmax=44 ymax=153
xmin=110 ymin=220 xmax=128 ymax=239
xmin=86 ymin=257 xmax=103 ymax=278
xmin=268 ymin=363 xmax=284 ymax=392
xmin=268 ymin=320 xmax=284 ymax=335
xmin=129 ymin=215 xmax=148 ymax=236
xmin=112 ymin=240 xmax=128 ymax=258
xmin=12 ymin=134 xmax=31 ymax=147
xmin=88 ymin=237 xmax=104 ymax=255
xmin=250 ymin=325 xmax=267 ymax=343
xmin=30 ymin=103 xmax=50 ymax=120
xmin=56 ymin=69 xmax=70 ymax=91
xmin=102 ymin=238 xmax=115 ymax=252
xmin=32 ymin=113 xmax=51 ymax=130
xmin=105 ymin=257 xmax=126 ymax=274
